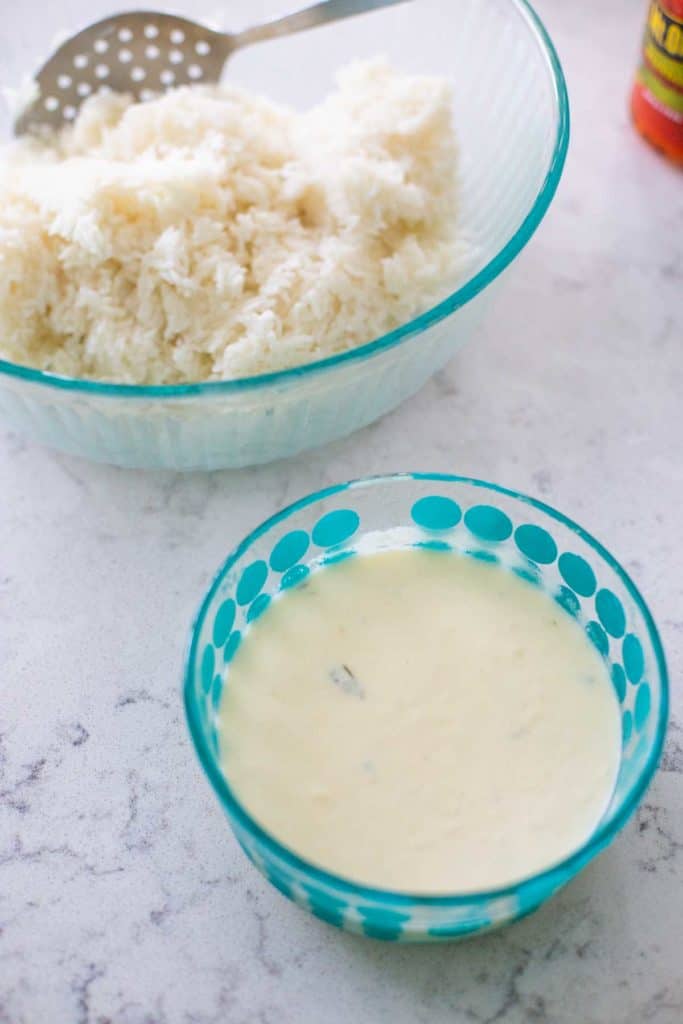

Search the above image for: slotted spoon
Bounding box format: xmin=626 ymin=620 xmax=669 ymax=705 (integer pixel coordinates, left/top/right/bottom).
xmin=14 ymin=0 xmax=411 ymax=135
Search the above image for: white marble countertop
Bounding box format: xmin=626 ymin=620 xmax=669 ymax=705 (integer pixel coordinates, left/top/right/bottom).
xmin=1 ymin=0 xmax=682 ymax=1021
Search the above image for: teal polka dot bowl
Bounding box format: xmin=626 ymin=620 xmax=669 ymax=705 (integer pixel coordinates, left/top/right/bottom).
xmin=183 ymin=473 xmax=668 ymax=942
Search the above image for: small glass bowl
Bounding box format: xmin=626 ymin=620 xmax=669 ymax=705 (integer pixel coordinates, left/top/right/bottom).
xmin=0 ymin=0 xmax=569 ymax=469
xmin=184 ymin=473 xmax=668 ymax=942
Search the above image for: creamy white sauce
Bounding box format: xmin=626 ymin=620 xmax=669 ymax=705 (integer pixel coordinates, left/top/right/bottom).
xmin=218 ymin=549 xmax=621 ymax=894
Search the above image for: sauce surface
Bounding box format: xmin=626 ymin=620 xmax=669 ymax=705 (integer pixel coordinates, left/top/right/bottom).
xmin=218 ymin=548 xmax=621 ymax=893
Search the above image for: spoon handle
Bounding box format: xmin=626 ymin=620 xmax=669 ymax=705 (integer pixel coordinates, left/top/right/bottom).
xmin=232 ymin=0 xmax=412 ymax=49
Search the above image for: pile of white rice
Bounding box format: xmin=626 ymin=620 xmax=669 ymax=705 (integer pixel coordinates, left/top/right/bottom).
xmin=0 ymin=60 xmax=462 ymax=384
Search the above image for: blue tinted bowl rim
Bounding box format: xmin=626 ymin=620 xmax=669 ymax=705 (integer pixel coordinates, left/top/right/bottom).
xmin=0 ymin=0 xmax=570 ymax=400
xmin=183 ymin=472 xmax=669 ymax=909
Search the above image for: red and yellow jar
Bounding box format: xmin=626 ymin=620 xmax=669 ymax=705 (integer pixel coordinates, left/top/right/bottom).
xmin=631 ymin=0 xmax=683 ymax=164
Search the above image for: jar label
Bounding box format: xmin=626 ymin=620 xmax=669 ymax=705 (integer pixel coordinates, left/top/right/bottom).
xmin=638 ymin=0 xmax=683 ymax=116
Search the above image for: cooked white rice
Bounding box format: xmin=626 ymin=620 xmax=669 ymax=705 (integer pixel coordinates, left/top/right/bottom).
xmin=0 ymin=60 xmax=462 ymax=384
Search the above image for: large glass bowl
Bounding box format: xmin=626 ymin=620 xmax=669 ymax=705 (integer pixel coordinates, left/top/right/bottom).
xmin=0 ymin=0 xmax=569 ymax=470
xmin=184 ymin=473 xmax=668 ymax=942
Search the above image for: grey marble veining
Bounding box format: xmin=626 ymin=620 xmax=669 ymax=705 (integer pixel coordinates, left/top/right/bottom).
xmin=1 ymin=0 xmax=682 ymax=1021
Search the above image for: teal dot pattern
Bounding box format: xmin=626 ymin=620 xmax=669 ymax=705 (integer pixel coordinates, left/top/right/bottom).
xmin=416 ymin=539 xmax=452 ymax=553
xmin=611 ymin=663 xmax=627 ymax=703
xmin=585 ymin=620 xmax=609 ymax=657
xmin=555 ymin=585 xmax=580 ymax=617
xmin=211 ymin=674 xmax=223 ymax=710
xmin=236 ymin=560 xmax=268 ymax=606
xmin=623 ymin=634 xmax=645 ymax=684
xmin=312 ymin=509 xmax=359 ymax=548
xmin=514 ymin=524 xmax=558 ymax=564
xmin=513 ymin=564 xmax=541 ymax=586
xmin=468 ymin=549 xmax=499 ymax=564
xmin=558 ymin=552 xmax=596 ymax=597
xmin=247 ymin=593 xmax=271 ymax=623
xmin=634 ymin=683 xmax=651 ymax=731
xmin=269 ymin=530 xmax=310 ymax=573
xmin=309 ymin=902 xmax=346 ymax=929
xmin=194 ymin=489 xmax=659 ymax=941
xmin=281 ymin=563 xmax=310 ymax=590
xmin=596 ymin=589 xmax=626 ymax=638
xmin=212 ymin=599 xmax=236 ymax=647
xmin=224 ymin=630 xmax=242 ymax=664
xmin=411 ymin=495 xmax=461 ymax=531
xmin=302 ymin=885 xmax=349 ymax=930
xmin=358 ymin=907 xmax=411 ymax=941
xmin=464 ymin=504 xmax=513 ymax=542
xmin=201 ymin=644 xmax=215 ymax=693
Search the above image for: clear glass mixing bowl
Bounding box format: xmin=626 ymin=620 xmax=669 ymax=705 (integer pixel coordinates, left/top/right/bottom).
xmin=0 ymin=0 xmax=569 ymax=469
xmin=184 ymin=473 xmax=668 ymax=941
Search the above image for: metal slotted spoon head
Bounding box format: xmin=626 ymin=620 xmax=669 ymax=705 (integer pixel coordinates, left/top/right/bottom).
xmin=13 ymin=0 xmax=412 ymax=136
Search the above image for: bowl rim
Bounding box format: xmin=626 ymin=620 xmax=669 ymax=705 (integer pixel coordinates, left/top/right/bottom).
xmin=183 ymin=472 xmax=669 ymax=909
xmin=0 ymin=0 xmax=570 ymax=401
